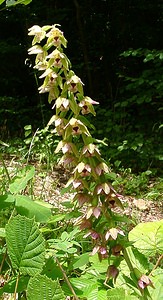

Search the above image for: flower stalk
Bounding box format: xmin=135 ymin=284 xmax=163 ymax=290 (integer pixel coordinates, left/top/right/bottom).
xmin=28 ymin=24 xmax=149 ymax=295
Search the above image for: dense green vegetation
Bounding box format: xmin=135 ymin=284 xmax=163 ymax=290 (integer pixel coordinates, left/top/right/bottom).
xmin=0 ymin=1 xmax=163 ymax=299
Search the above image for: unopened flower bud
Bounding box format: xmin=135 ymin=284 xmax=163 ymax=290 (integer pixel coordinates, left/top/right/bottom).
xmin=138 ymin=275 xmax=153 ymax=290
xmin=107 ymin=265 xmax=119 ymax=283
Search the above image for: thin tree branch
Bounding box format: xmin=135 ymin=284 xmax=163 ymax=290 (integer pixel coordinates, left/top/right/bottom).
xmin=149 ymin=254 xmax=163 ymax=276
xmin=54 ymin=255 xmax=79 ymax=300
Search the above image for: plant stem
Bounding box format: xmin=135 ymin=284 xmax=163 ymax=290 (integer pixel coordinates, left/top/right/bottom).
xmin=0 ymin=248 xmax=7 ymax=274
xmin=54 ymin=255 xmax=79 ymax=300
xmin=123 ymin=247 xmax=135 ymax=273
xmin=14 ymin=273 xmax=20 ymax=300
xmin=149 ymin=253 xmax=163 ymax=276
xmin=26 ymin=127 xmax=39 ymax=163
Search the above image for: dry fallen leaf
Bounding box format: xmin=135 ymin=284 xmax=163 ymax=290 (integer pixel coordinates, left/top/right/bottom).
xmin=133 ymin=199 xmax=150 ymax=211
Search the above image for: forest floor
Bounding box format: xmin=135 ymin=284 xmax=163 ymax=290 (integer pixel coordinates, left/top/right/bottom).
xmin=2 ymin=158 xmax=163 ymax=223
xmin=34 ymin=166 xmax=163 ymax=223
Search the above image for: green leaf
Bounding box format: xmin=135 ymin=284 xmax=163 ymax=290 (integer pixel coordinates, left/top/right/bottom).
xmin=0 ymin=194 xmax=15 ymax=209
xmin=125 ymin=246 xmax=149 ymax=274
xmin=27 ymin=275 xmax=65 ymax=300
xmin=1 ymin=275 xmax=29 ymax=294
xmin=41 ymin=257 xmax=63 ymax=280
xmin=0 ymin=227 xmax=5 ymax=237
xmin=47 ymin=214 xmax=65 ymax=224
xmin=129 ymin=220 xmax=163 ymax=256
xmin=89 ymin=253 xmax=108 ymax=273
xmin=6 ymin=215 xmax=45 ymax=276
xmin=0 ymin=0 xmax=5 ymax=5
xmin=97 ymin=289 xmax=107 ymax=300
xmin=71 ymin=253 xmax=89 ymax=269
xmin=107 ymin=288 xmax=138 ymax=299
xmin=6 ymin=0 xmax=32 ymax=6
xmin=15 ymin=195 xmax=52 ymax=223
xmin=148 ymin=269 xmax=163 ymax=300
xmin=107 ymin=288 xmax=125 ymax=299
xmin=70 ymin=277 xmax=97 ymax=297
xmin=9 ymin=165 xmax=35 ymax=194
xmin=67 ymin=247 xmax=77 ymax=254
xmin=24 ymin=125 xmax=32 ymax=130
xmin=84 ymin=283 xmax=98 ymax=300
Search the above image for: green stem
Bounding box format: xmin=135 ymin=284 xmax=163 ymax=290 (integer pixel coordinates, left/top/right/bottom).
xmin=123 ymin=248 xmax=149 ymax=300
xmin=14 ymin=273 xmax=20 ymax=300
xmin=123 ymin=247 xmax=135 ymax=273
xmin=0 ymin=248 xmax=7 ymax=274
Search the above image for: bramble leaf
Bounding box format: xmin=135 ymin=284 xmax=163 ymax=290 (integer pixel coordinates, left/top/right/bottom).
xmin=6 ymin=215 xmax=45 ymax=276
xmin=27 ymin=275 xmax=65 ymax=300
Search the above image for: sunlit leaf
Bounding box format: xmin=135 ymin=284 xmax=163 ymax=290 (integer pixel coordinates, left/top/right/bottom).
xmin=107 ymin=288 xmax=138 ymax=299
xmin=71 ymin=253 xmax=89 ymax=269
xmin=0 ymin=0 xmax=5 ymax=5
xmin=148 ymin=269 xmax=163 ymax=300
xmin=9 ymin=165 xmax=35 ymax=194
xmin=129 ymin=220 xmax=163 ymax=256
xmin=15 ymin=195 xmax=52 ymax=223
xmin=0 ymin=227 xmax=5 ymax=237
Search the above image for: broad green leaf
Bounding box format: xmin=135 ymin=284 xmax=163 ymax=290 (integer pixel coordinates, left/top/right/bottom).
xmin=62 ymin=275 xmax=97 ymax=297
xmin=15 ymin=195 xmax=51 ymax=223
xmin=27 ymin=275 xmax=65 ymax=300
xmin=107 ymin=288 xmax=138 ymax=299
xmin=89 ymin=253 xmax=108 ymax=273
xmin=148 ymin=269 xmax=163 ymax=300
xmin=125 ymin=246 xmax=149 ymax=274
xmin=83 ymin=283 xmax=98 ymax=300
xmin=129 ymin=220 xmax=163 ymax=256
xmin=107 ymin=288 xmax=125 ymax=299
xmin=70 ymin=277 xmax=97 ymax=298
xmin=97 ymin=289 xmax=107 ymax=300
xmin=1 ymin=275 xmax=29 ymax=294
xmin=71 ymin=253 xmax=89 ymax=269
xmin=41 ymin=257 xmax=63 ymax=280
xmin=0 ymin=194 xmax=15 ymax=209
xmin=9 ymin=165 xmax=35 ymax=194
xmin=6 ymin=215 xmax=45 ymax=276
